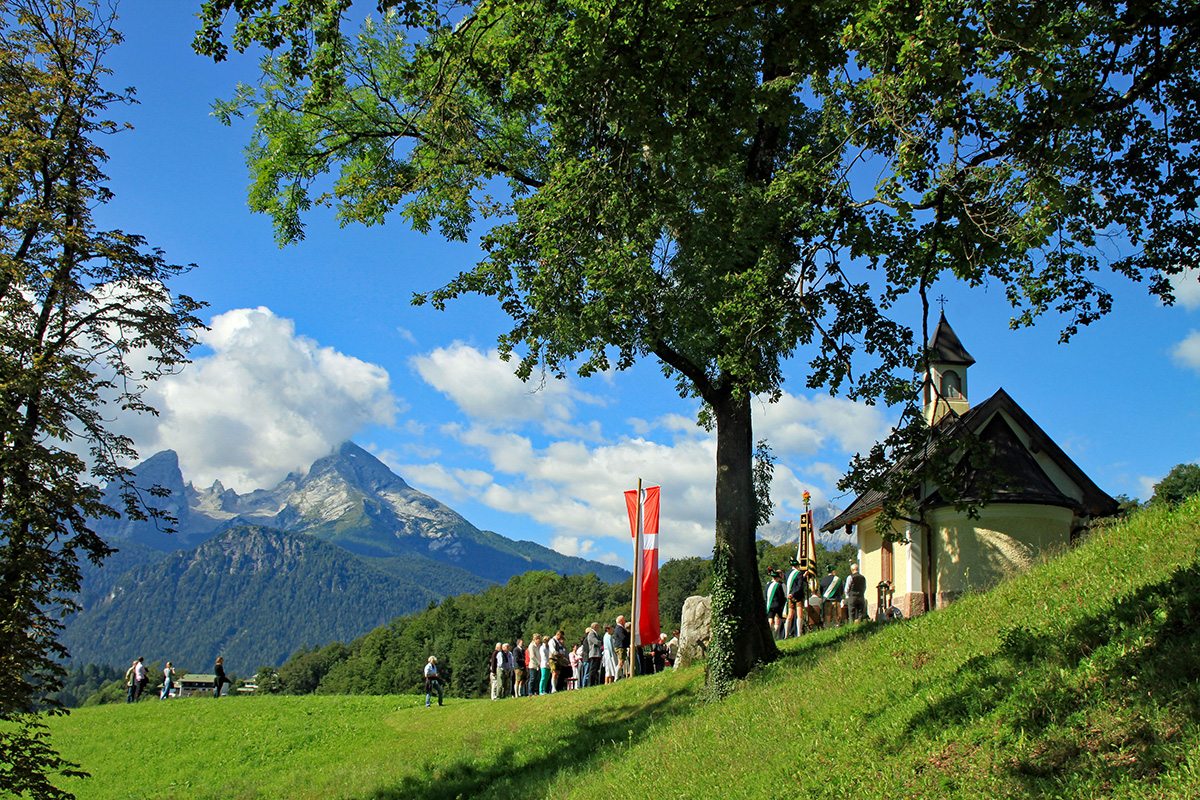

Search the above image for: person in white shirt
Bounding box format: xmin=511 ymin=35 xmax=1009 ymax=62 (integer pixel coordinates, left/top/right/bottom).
xmin=424 ymin=656 xmax=443 ymax=707
xmin=526 ymin=634 xmax=543 ymax=695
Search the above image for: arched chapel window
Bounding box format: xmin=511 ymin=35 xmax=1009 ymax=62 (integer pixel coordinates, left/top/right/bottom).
xmin=941 ymin=369 xmax=963 ymax=399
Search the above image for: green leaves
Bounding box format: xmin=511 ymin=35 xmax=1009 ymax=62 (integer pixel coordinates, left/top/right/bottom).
xmin=0 ymin=2 xmax=204 ymax=794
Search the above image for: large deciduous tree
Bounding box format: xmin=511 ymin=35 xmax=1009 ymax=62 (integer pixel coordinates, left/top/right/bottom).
xmin=194 ymin=0 xmax=1197 ymax=692
xmin=0 ymin=1 xmax=203 ymax=795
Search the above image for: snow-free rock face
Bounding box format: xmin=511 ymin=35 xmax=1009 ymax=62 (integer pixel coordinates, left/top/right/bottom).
xmin=92 ymin=450 xmax=192 ymax=551
xmin=675 ymin=595 xmax=713 ymax=670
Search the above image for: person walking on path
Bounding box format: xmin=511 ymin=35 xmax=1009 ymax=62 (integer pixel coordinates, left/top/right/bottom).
xmin=125 ymin=657 xmax=149 ymax=702
xmin=213 ymin=656 xmax=230 ymax=698
xmin=424 ymin=656 xmax=444 ymax=707
xmin=160 ymin=662 xmax=175 ymax=700
xmin=124 ymin=658 xmax=138 ymax=703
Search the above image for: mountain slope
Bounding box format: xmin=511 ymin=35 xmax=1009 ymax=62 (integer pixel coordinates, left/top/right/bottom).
xmin=61 ymin=526 xmax=491 ymax=672
xmin=95 ymin=442 xmax=628 ymax=584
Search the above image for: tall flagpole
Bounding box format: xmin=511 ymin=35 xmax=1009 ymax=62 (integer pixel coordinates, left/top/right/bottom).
xmin=630 ymin=478 xmax=643 ymax=678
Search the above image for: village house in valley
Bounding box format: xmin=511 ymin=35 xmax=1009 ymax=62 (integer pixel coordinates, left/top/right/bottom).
xmin=822 ymin=314 xmax=1118 ymax=618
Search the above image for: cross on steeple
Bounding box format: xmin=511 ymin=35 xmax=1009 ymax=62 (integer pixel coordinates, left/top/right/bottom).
xmin=936 ymin=294 xmax=948 ymax=311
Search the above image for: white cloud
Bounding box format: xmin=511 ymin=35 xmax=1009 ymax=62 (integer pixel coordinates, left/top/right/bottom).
xmin=410 ymin=343 xmax=605 ymax=437
xmin=1137 ymin=475 xmax=1158 ymax=501
xmin=124 ymin=307 xmax=398 ymax=492
xmin=755 ymin=392 xmax=892 ymax=456
xmin=1171 ymin=330 xmax=1200 ymax=372
xmin=432 ymin=424 xmax=717 ymax=560
xmin=1170 ymin=268 xmax=1200 ymax=311
xmin=396 ymin=368 xmax=891 ymax=560
xmin=396 ymin=462 xmax=472 ymax=500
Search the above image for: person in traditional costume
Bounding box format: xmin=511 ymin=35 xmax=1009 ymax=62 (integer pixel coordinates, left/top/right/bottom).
xmin=819 ymin=565 xmax=844 ymax=628
xmin=765 ymin=568 xmax=786 ymax=639
xmin=784 ymin=558 xmax=804 ymax=637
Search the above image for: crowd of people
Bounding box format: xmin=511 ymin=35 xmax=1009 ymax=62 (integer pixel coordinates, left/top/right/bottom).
xmin=765 ymin=559 xmax=871 ymax=638
xmin=493 ymin=617 xmax=682 ymax=700
xmin=421 ymin=616 xmax=683 ymax=707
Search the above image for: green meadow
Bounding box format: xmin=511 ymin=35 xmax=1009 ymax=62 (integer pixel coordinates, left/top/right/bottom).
xmin=43 ymin=498 xmax=1200 ymax=800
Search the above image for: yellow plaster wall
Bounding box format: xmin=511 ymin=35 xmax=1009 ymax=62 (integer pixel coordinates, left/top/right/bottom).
xmin=927 ymin=504 xmax=1073 ymax=595
xmin=854 ymin=513 xmax=911 ymax=615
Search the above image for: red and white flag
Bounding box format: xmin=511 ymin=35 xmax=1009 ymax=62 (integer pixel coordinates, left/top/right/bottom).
xmin=624 ymin=485 xmax=661 ymax=647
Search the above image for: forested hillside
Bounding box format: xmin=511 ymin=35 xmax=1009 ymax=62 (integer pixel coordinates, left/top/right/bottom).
xmin=255 ymin=538 xmax=854 ymax=699
xmin=62 ymin=526 xmax=491 ymax=673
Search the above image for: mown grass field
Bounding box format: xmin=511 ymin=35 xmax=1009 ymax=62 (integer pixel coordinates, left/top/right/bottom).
xmin=43 ymin=498 xmax=1200 ymax=800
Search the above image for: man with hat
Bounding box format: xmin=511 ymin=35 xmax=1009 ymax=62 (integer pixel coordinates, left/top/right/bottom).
xmin=819 ymin=564 xmax=844 ymax=629
xmin=784 ymin=557 xmax=805 ymax=638
xmin=765 ymin=567 xmax=786 ymax=639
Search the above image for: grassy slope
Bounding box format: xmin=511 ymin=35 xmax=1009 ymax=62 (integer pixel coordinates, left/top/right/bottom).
xmin=46 ymin=499 xmax=1200 ymax=800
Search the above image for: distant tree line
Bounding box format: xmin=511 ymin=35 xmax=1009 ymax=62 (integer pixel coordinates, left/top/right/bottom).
xmin=43 ymin=664 xmax=122 ymax=709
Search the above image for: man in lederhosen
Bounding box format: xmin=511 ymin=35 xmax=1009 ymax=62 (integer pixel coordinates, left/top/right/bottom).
xmin=784 ymin=558 xmax=805 ymax=637
xmin=765 ymin=568 xmax=786 ymax=639
xmin=819 ymin=564 xmax=844 ymax=629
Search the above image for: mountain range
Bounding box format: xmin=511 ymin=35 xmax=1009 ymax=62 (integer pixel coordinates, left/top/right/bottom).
xmin=66 ymin=441 xmax=842 ymax=674
xmin=757 ymin=506 xmax=852 ymax=548
xmin=66 ymin=442 xmax=627 ymax=672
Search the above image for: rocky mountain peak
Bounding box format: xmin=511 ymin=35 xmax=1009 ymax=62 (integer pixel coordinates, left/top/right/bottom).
xmin=305 ymin=441 xmax=411 ymax=494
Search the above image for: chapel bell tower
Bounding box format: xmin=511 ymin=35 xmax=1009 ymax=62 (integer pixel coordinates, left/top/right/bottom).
xmin=923 ymin=312 xmax=974 ymax=425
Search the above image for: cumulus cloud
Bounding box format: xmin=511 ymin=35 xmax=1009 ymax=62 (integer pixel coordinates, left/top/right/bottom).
xmin=435 ymin=426 xmax=719 ymax=560
xmin=410 ymin=343 xmax=604 ymax=437
xmin=401 ymin=393 xmax=882 ymax=559
xmin=755 ymin=392 xmax=892 ymax=456
xmin=1171 ymin=330 xmax=1200 ymax=372
xmin=399 ymin=343 xmax=893 ymax=560
xmin=1170 ymin=267 xmax=1200 ymax=311
xmin=124 ymin=307 xmax=398 ymax=491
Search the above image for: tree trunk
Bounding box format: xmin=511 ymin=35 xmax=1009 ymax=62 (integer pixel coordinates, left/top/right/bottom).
xmin=708 ymin=389 xmax=778 ymax=690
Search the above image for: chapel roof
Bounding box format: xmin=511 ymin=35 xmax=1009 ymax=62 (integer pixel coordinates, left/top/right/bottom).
xmin=821 ymin=387 xmax=1118 ymax=531
xmin=927 ymin=311 xmax=975 ymax=366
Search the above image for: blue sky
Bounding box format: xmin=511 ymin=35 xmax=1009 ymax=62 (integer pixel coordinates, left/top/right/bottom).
xmin=93 ymin=2 xmax=1200 ymax=568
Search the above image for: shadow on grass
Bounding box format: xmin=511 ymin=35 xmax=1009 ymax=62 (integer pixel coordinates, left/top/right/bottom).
xmin=773 ymin=618 xmax=896 ymax=670
xmin=901 ymin=562 xmax=1200 ymax=791
xmin=361 ymin=689 xmax=688 ymax=800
